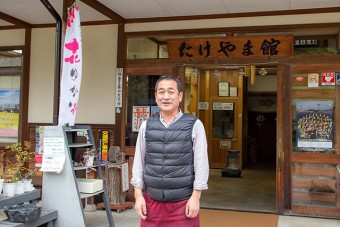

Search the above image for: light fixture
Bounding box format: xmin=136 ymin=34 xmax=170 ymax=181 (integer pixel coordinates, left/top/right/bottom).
xmin=8 ymin=50 xmax=22 ymax=55
xmin=192 ymin=68 xmax=200 ymax=77
xmin=258 ymin=68 xmax=268 ymax=76
xmin=238 ymin=68 xmax=245 ymax=76
xmin=212 ymin=69 xmax=221 ymax=77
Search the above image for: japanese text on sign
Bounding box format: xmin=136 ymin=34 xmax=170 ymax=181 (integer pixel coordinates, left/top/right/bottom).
xmin=167 ymin=36 xmax=293 ymax=60
xmin=116 ymin=68 xmax=123 ymax=108
xmin=58 ymin=5 xmax=82 ymax=126
xmin=40 ymin=137 xmax=66 ymax=173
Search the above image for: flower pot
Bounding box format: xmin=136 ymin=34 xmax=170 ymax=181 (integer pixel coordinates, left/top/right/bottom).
xmin=23 ymin=179 xmax=34 ymax=192
xmin=3 ymin=182 xmax=17 ymax=197
xmin=15 ymin=181 xmax=25 ymax=195
xmin=85 ymin=155 xmax=95 ymax=167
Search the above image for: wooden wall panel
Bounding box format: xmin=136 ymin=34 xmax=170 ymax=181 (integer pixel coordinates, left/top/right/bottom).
xmin=291 ymin=89 xmax=335 ymax=99
xmin=292 ymin=191 xmax=336 ymax=204
xmin=292 ymin=164 xmax=336 ymax=177
xmin=292 ymin=178 xmax=337 ymax=191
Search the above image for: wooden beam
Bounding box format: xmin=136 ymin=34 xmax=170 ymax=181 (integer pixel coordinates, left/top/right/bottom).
xmin=125 ymin=7 xmax=340 ymax=23
xmin=291 ymin=153 xmax=340 ymax=164
xmin=0 ymin=11 xmax=30 ymax=27
xmin=80 ymin=0 xmax=124 ymax=23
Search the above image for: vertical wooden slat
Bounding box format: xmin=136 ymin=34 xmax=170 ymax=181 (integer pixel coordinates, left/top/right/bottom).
xmin=276 ymin=64 xmax=284 ymax=213
xmin=334 ymin=65 xmax=340 ymax=209
xmin=116 ymin=23 xmax=125 ymax=148
xmin=284 ymin=64 xmax=292 ymax=211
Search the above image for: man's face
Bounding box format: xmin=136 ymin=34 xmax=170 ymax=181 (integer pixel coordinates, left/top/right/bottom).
xmin=155 ymin=79 xmax=183 ymax=114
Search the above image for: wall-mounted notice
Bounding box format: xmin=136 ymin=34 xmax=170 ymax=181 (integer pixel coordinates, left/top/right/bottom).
xmin=40 ymin=137 xmax=66 ymax=173
xmin=198 ymin=102 xmax=209 ymax=110
xmin=132 ymin=106 xmax=150 ymax=132
xmin=116 ymin=68 xmax=123 ymax=108
xmin=121 ymin=162 xmax=129 ymax=192
xmin=213 ymin=102 xmax=234 ymax=110
xmin=308 ymin=73 xmax=319 ymax=88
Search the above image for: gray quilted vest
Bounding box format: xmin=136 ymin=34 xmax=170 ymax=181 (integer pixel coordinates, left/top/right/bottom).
xmin=144 ymin=113 xmax=197 ymax=202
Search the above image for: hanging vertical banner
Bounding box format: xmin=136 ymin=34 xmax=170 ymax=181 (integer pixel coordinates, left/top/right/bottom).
xmin=98 ymin=130 xmax=110 ymax=165
xmin=58 ymin=5 xmax=82 ymax=126
xmin=116 ymin=68 xmax=123 ymax=108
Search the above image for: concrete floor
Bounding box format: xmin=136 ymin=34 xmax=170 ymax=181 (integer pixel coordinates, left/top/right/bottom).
xmin=201 ymin=167 xmax=276 ymax=212
xmin=1 ymin=166 xmax=339 ymax=226
xmin=83 ymin=165 xmax=340 ymax=227
xmin=83 ymin=207 xmax=340 ymax=227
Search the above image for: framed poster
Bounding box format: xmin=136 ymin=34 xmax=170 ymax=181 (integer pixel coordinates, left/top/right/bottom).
xmin=295 ymin=100 xmax=334 ymax=152
xmin=132 ymin=106 xmax=150 ymax=132
xmin=307 ymin=73 xmax=319 ymax=87
xmin=0 ymin=89 xmax=20 ymax=141
xmin=218 ymin=82 xmax=230 ymax=97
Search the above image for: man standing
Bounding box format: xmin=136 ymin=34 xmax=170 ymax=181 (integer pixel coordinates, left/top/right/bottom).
xmin=131 ymin=76 xmax=209 ymax=227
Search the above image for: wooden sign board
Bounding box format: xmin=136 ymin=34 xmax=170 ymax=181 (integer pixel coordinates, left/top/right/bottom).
xmin=167 ymin=35 xmax=293 ymax=60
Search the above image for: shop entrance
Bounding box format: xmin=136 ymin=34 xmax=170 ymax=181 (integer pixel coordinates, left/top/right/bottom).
xmin=123 ymin=64 xmax=278 ymax=213
xmin=184 ymin=65 xmax=277 ymax=212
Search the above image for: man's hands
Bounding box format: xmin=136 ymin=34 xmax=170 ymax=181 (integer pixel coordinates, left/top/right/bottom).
xmin=134 ymin=188 xmax=147 ymax=220
xmin=185 ymin=190 xmax=202 ymax=218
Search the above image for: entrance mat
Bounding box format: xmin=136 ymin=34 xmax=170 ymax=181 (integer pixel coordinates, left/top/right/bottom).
xmin=200 ymin=209 xmax=278 ymax=227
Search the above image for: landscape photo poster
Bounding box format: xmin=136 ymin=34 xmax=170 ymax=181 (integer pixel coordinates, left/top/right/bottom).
xmin=295 ymin=100 xmax=334 ymax=152
xmin=0 ymin=89 xmax=20 ymax=141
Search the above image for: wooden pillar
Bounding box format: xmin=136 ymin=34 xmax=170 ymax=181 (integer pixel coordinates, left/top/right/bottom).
xmin=22 ymin=28 xmax=31 ymax=142
xmin=116 ymin=23 xmax=126 ymax=147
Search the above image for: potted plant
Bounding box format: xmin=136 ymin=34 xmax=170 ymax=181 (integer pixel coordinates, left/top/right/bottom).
xmin=2 ymin=141 xmax=34 ymax=196
xmin=81 ymin=148 xmax=96 ymax=167
xmin=21 ymin=167 xmax=37 ymax=192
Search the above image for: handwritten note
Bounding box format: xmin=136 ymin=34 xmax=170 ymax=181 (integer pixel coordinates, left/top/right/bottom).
xmin=40 ymin=137 xmax=66 ymax=173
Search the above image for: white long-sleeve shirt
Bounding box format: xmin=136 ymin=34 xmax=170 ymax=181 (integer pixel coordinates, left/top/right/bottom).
xmin=130 ymin=111 xmax=209 ymax=191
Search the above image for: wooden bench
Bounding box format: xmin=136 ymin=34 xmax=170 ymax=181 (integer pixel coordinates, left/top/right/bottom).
xmin=0 ymin=190 xmax=58 ymax=227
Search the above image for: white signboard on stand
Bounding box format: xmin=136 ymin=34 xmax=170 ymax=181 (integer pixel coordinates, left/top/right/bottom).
xmin=40 ymin=137 xmax=66 ymax=173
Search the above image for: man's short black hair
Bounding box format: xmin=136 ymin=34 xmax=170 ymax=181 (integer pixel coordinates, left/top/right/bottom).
xmin=155 ymin=76 xmax=182 ymax=93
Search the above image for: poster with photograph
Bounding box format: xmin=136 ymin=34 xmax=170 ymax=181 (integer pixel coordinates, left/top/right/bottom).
xmin=0 ymin=89 xmax=20 ymax=141
xmin=35 ymin=126 xmax=45 ymax=167
xmin=132 ymin=106 xmax=150 ymax=132
xmin=150 ymin=106 xmax=159 ymax=117
xmin=307 ymin=73 xmax=319 ymax=87
xmin=296 ymin=100 xmax=334 ymax=152
xmin=336 ymin=72 xmax=340 ymax=85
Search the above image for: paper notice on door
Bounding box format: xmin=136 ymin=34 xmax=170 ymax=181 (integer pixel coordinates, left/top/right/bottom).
xmin=40 ymin=137 xmax=66 ymax=173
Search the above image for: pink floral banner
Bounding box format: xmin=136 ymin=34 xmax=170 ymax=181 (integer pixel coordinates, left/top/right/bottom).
xmin=58 ymin=5 xmax=82 ymax=126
